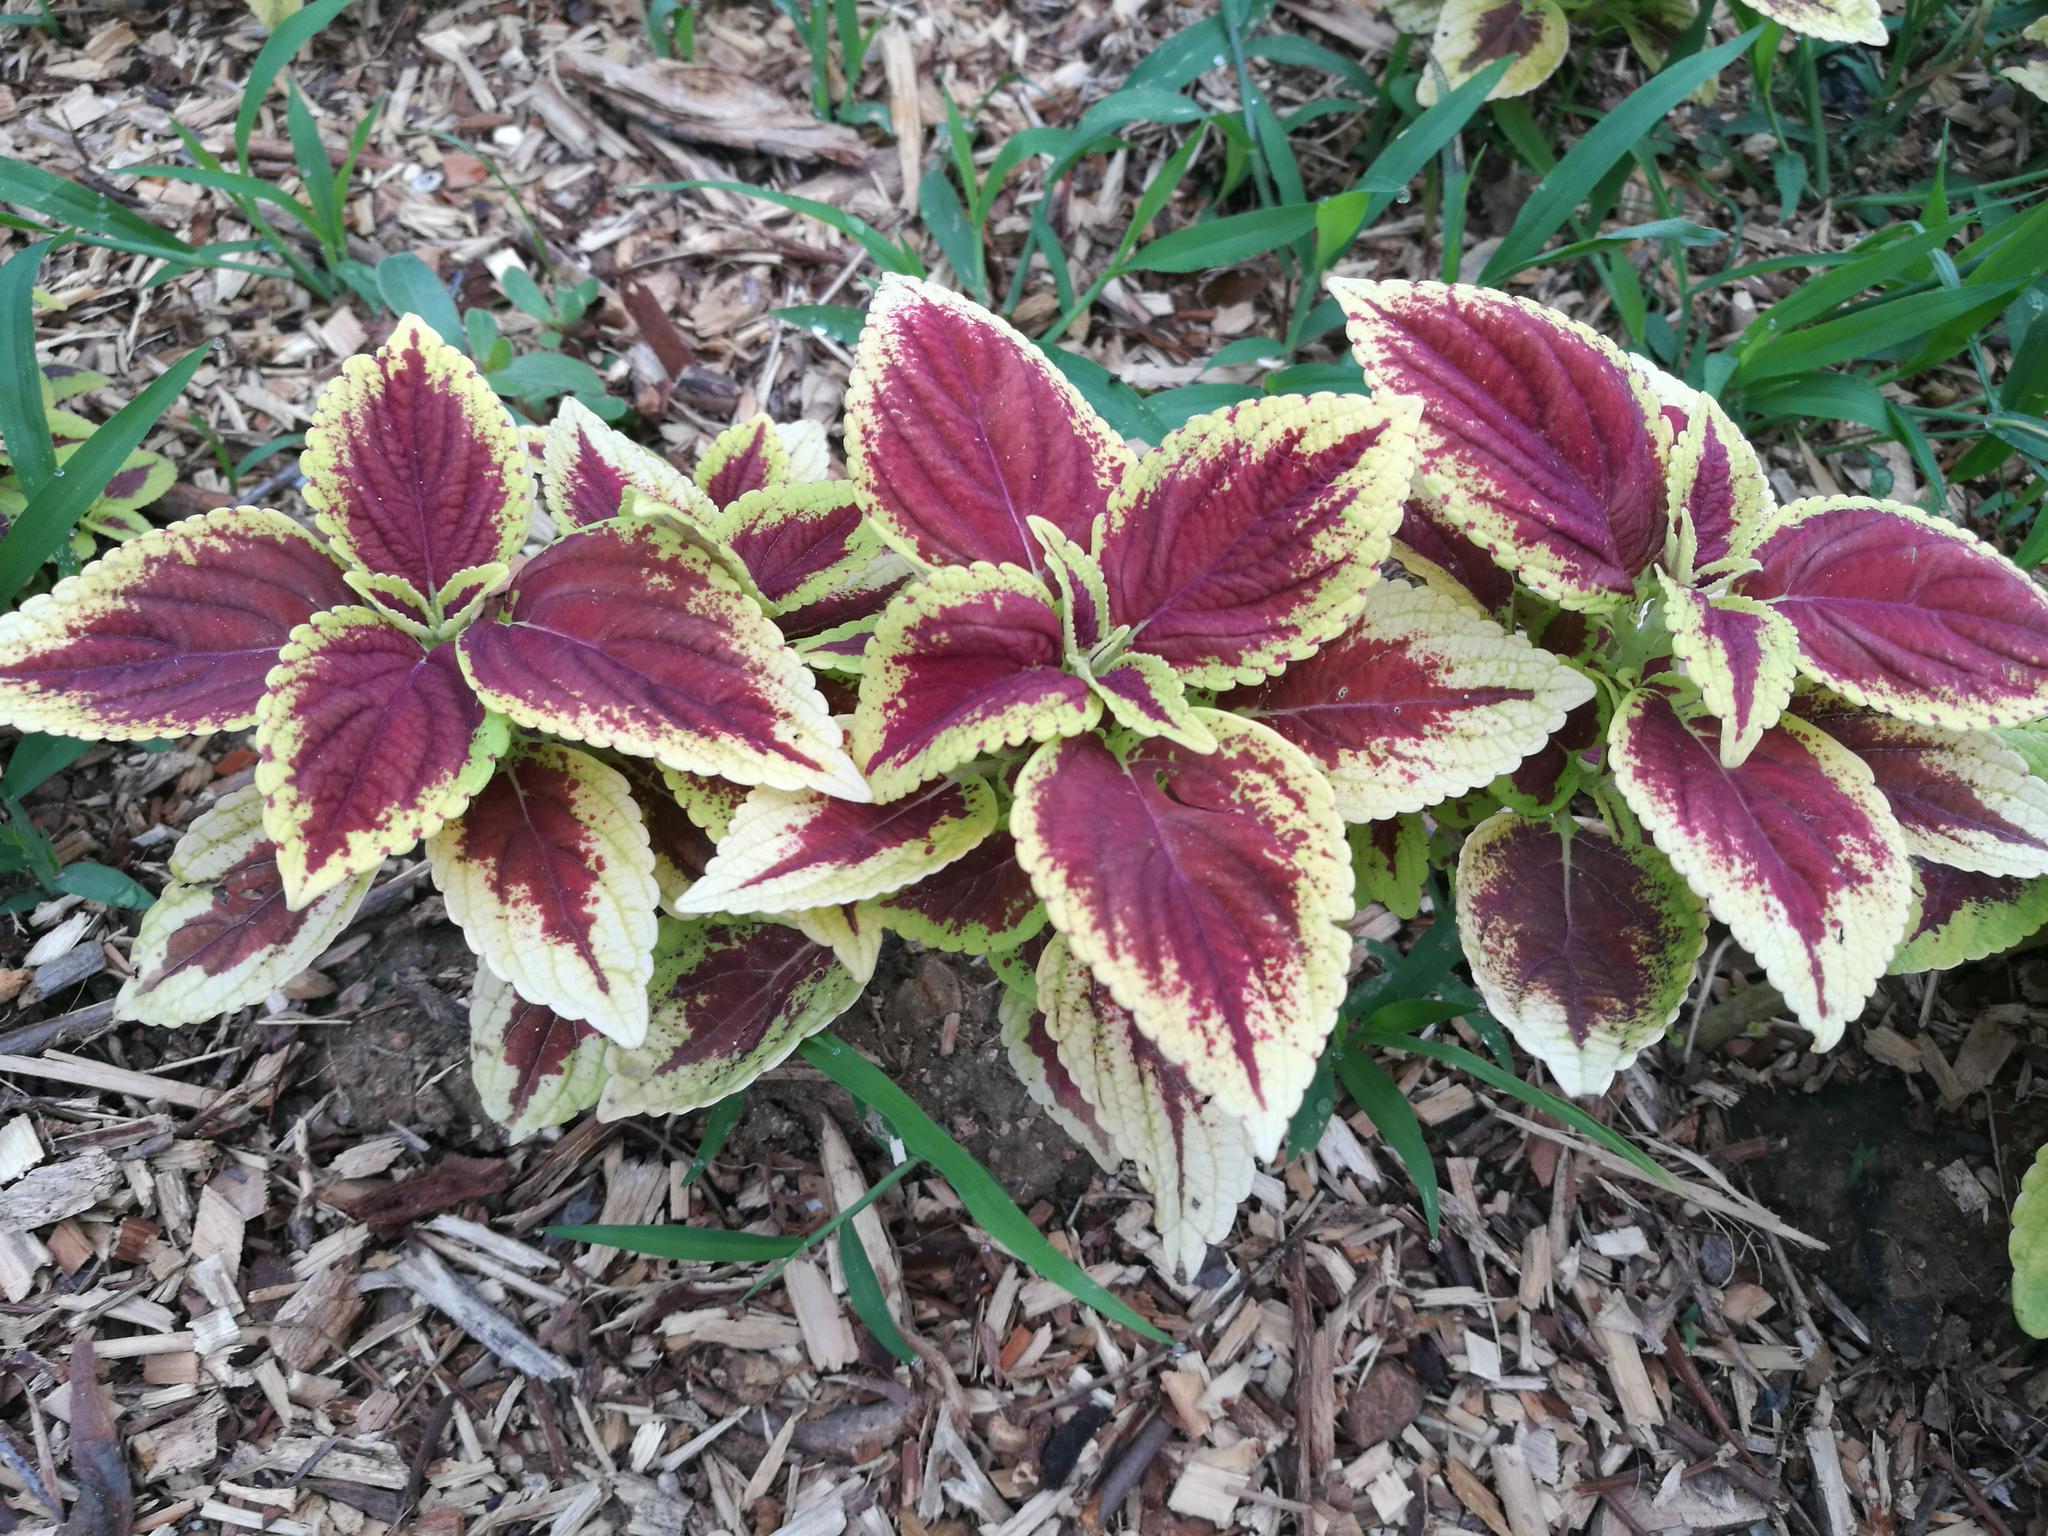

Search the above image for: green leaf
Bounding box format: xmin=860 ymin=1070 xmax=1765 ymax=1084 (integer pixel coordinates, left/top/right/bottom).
xmin=497 ymin=264 xmax=554 ymax=324
xmin=1505 ymin=218 xmax=1726 ymax=276
xmin=774 ymin=303 xmax=865 ymax=343
xmin=684 ymin=1092 xmax=745 ymax=1189
xmin=0 ymin=159 xmax=208 ymax=266
xmin=0 ymin=238 xmax=56 ymax=499
xmin=52 ymin=860 xmax=152 ymax=908
xmin=286 ymin=80 xmax=339 ymax=244
xmin=798 ymin=1032 xmax=1169 ymax=1342
xmin=2013 ymin=1140 xmax=2048 ymax=1337
xmin=1738 ymin=218 xmax=1967 ymax=349
xmin=840 ymin=1223 xmax=917 ymax=1363
xmin=1479 ymin=28 xmax=1761 ymax=286
xmin=110 ymin=162 xmax=321 ymax=233
xmin=486 ymin=351 xmax=610 ymax=403
xmin=545 ymin=1223 xmax=802 ymax=1261
xmin=1739 ymin=279 xmax=2030 ymax=383
xmin=746 ymin=1156 xmax=920 ymax=1299
xmin=1333 ymin=1046 xmax=1441 ymax=1235
xmin=1126 ymin=202 xmax=1322 ymax=273
xmin=1 ymin=732 xmax=87 ymax=800
xmin=1040 ymin=344 xmax=1167 ymax=442
xmin=237 ymin=0 xmax=353 ymax=173
xmin=376 ymin=253 xmax=465 ymax=344
xmin=642 ymin=178 xmax=924 ymax=278
xmin=0 ymin=342 xmax=210 ymax=608
xmin=917 ymin=164 xmax=985 ymax=303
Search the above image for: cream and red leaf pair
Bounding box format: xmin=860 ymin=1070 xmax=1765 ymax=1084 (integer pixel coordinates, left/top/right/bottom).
xmin=1335 ymin=279 xmax=2048 ymax=1093
xmin=750 ymin=277 xmax=1589 ymax=1168
xmin=0 ymin=316 xmax=867 ymax=1050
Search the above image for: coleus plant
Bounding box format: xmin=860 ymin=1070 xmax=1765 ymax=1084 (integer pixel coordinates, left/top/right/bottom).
xmin=0 ymin=317 xmax=901 ymax=1120
xmin=662 ymin=278 xmax=1594 ymax=1276
xmin=1327 ymin=278 xmax=2048 ymax=1097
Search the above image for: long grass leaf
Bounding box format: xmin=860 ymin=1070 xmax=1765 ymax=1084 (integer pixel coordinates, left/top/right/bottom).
xmin=236 ymin=0 xmax=353 ymax=172
xmin=1333 ymin=1047 xmax=1442 ymax=1234
xmin=0 ymin=238 xmax=57 ymax=498
xmin=545 ymin=1224 xmax=801 ymax=1261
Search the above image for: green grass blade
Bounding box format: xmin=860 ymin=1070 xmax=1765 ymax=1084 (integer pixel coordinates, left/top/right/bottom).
xmin=0 ymin=341 xmax=209 ymax=607
xmin=916 ymin=164 xmax=985 ymax=304
xmin=285 ymin=80 xmax=340 ymax=248
xmin=1332 ymin=1046 xmax=1441 ymax=1235
xmin=840 ymin=1224 xmax=917 ymax=1364
xmin=642 ymin=177 xmax=923 ymax=277
xmin=1478 ymin=28 xmax=1759 ymax=286
xmin=1738 ymin=218 xmax=1966 ymax=348
xmin=0 ymin=731 xmax=86 ymax=800
xmin=545 ymin=1224 xmax=801 ymax=1261
xmin=1505 ymin=218 xmax=1725 ymax=276
xmin=774 ymin=302 xmax=865 ymax=343
xmin=112 ymin=163 xmax=320 ymax=232
xmin=1739 ymin=278 xmax=2029 ymax=382
xmin=745 ymin=1156 xmax=919 ymax=1299
xmin=237 ymin=0 xmax=353 ymax=172
xmin=0 ymin=237 xmax=57 ymax=498
xmin=0 ymin=159 xmax=203 ymax=261
xmin=1126 ymin=202 xmax=1321 ymax=273
xmin=799 ymin=1032 xmax=1169 ymax=1342
xmin=684 ymin=1091 xmax=745 ymax=1188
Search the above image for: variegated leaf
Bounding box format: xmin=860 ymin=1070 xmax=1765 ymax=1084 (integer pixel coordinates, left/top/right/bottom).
xmin=1889 ymin=861 xmax=2048 ymax=974
xmin=1732 ymin=497 xmax=2048 ymax=729
xmin=1012 ymin=710 xmax=1351 ymax=1156
xmin=428 ymin=743 xmax=660 ymax=1046
xmin=1796 ymin=702 xmax=2048 ymax=878
xmin=1037 ymin=934 xmax=1257 ymax=1281
xmin=1644 ymin=372 xmax=1771 ymax=581
xmin=84 ymin=445 xmax=174 ymax=520
xmin=1331 ymin=280 xmax=1667 ymax=608
xmin=999 ymin=974 xmax=1118 ymax=1169
xmin=541 ymin=395 xmax=711 ymax=532
xmin=614 ymin=757 xmax=720 ymax=912
xmin=1747 ymin=0 xmax=1885 ymax=46
xmin=860 ymin=828 xmax=1047 ymax=954
xmin=1456 ymin=813 xmax=1705 ymax=1097
xmin=847 ymin=278 xmax=1134 ymax=572
xmin=1609 ymin=688 xmax=1911 ymax=1047
xmin=696 ymin=415 xmax=789 ymax=510
xmin=117 ymin=786 xmax=373 ymax=1027
xmin=1658 ymin=576 xmax=1798 ymax=768
xmin=703 ymin=481 xmax=888 ymax=619
xmin=852 ymin=564 xmax=1101 ymax=802
xmin=1417 ymin=0 xmax=1568 ymax=104
xmin=1095 ymin=394 xmax=1417 ymax=687
xmin=1225 ymin=581 xmax=1594 ymax=821
xmin=256 ymin=607 xmax=508 ymax=907
xmin=600 ymin=916 xmax=865 ymax=1118
xmin=1391 ymin=493 xmax=1516 ymax=616
xmin=674 ymin=774 xmax=999 ymax=915
xmin=303 ymin=315 xmax=532 ymax=595
xmin=0 ymin=507 xmax=354 ymax=739
xmin=469 ymin=964 xmax=608 ymax=1138
xmin=1083 ymin=651 xmax=1217 ymax=752
xmin=457 ymin=518 xmax=869 ymax=801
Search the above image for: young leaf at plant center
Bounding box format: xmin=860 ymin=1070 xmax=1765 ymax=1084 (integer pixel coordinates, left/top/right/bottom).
xmin=1012 ymin=710 xmax=1351 ymax=1157
xmin=1092 ymin=393 xmax=1420 ymax=688
xmin=1034 ymin=934 xmax=1257 ymax=1281
xmin=117 ymin=785 xmax=373 ymax=1027
xmin=851 ymin=563 xmax=1101 ymax=803
xmin=846 ymin=277 xmax=1133 ymax=574
xmin=1081 ymin=650 xmax=1216 ymax=752
xmin=863 ymin=828 xmax=1047 ymax=954
xmin=1330 ymin=279 xmax=1666 ymax=609
xmin=601 ymin=916 xmax=865 ymax=1118
xmin=0 ymin=507 xmax=353 ymax=739
xmin=1730 ymin=497 xmax=2048 ymax=730
xmin=1647 ymin=376 xmax=1772 ymax=581
xmin=1455 ymin=813 xmax=1706 ymax=1097
xmin=1889 ymin=861 xmax=2048 ymax=974
xmin=542 ymin=394 xmax=709 ymax=531
xmin=1795 ymin=703 xmax=2048 ymax=878
xmin=1608 ymin=688 xmax=1911 ymax=1049
xmin=256 ymin=607 xmax=509 ymax=907
xmin=428 ymin=742 xmax=660 ymax=1045
xmin=1657 ymin=578 xmax=1798 ymax=769
xmin=675 ymin=774 xmax=998 ymax=915
xmin=470 ymin=962 xmax=607 ymax=1138
xmin=302 ymin=315 xmax=531 ymax=597
xmin=456 ymin=516 xmax=869 ymax=800
xmin=704 ymin=482 xmax=900 ymax=623
xmin=1225 ymin=581 xmax=1593 ymax=822
xmin=696 ymin=415 xmax=791 ymax=510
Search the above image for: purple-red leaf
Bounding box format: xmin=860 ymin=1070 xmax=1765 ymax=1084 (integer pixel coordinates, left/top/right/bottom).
xmin=862 ymin=828 xmax=1046 ymax=954
xmin=1331 ymin=279 xmax=1666 ymax=608
xmin=1391 ymin=494 xmax=1515 ymax=615
xmin=457 ymin=518 xmax=868 ymax=800
xmin=542 ymin=395 xmax=708 ymax=532
xmin=847 ymin=278 xmax=1133 ymax=573
xmin=0 ymin=507 xmax=353 ymax=740
xmin=256 ymin=608 xmax=507 ymax=907
xmin=470 ymin=964 xmax=607 ymax=1138
xmin=1012 ymin=710 xmax=1351 ymax=1156
xmin=303 ymin=315 xmax=532 ymax=595
xmin=1890 ymin=860 xmax=2048 ymax=974
xmin=1609 ymin=688 xmax=1911 ymax=1046
xmin=1732 ymin=497 xmax=2048 ymax=728
xmin=1095 ymin=394 xmax=1417 ymax=686
xmin=1658 ymin=577 xmax=1798 ymax=768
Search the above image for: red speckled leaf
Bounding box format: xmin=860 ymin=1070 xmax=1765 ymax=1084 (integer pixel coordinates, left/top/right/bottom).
xmin=601 ymin=916 xmax=865 ymax=1117
xmin=303 ymin=316 xmax=531 ymax=594
xmin=1890 ymin=860 xmax=2048 ymax=974
xmin=1609 ymin=688 xmax=1911 ymax=1047
xmin=0 ymin=507 xmax=354 ymax=740
xmin=470 ymin=964 xmax=607 ymax=1137
xmin=1797 ymin=701 xmax=2048 ymax=878
xmin=256 ymin=608 xmax=507 ymax=907
xmin=428 ymin=743 xmax=659 ymax=1045
xmin=846 ymin=278 xmax=1133 ymax=573
xmin=1732 ymin=497 xmax=2048 ymax=728
xmin=541 ymin=396 xmax=708 ymax=532
xmin=117 ymin=785 xmax=373 ymax=1027
xmin=862 ymin=827 xmax=1046 ymax=954
xmin=1648 ymin=379 xmax=1770 ymax=580
xmin=1332 ymin=280 xmax=1666 ymax=608
xmin=457 ymin=518 xmax=867 ymax=799
xmin=1658 ymin=576 xmax=1798 ymax=768
xmin=1391 ymin=494 xmax=1516 ymax=615
xmin=704 ymin=481 xmax=895 ymax=622
xmin=695 ymin=415 xmax=786 ymax=510
xmin=1012 ymin=711 xmax=1351 ymax=1156
xmin=852 ymin=564 xmax=1100 ymax=801
xmin=1095 ymin=394 xmax=1417 ymax=686
xmin=1456 ymin=813 xmax=1705 ymax=1097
